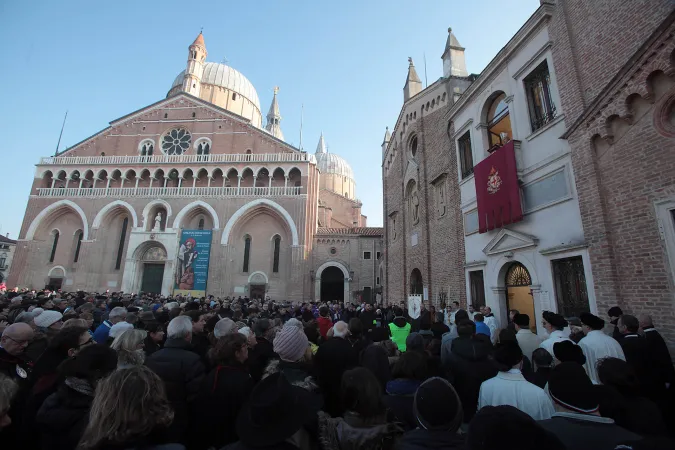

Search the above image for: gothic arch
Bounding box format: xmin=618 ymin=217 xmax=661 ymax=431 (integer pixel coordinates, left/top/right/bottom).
xmin=25 ymin=200 xmax=89 ymax=241
xmin=92 ymin=200 xmax=139 ymax=229
xmin=173 ymin=200 xmax=220 ymax=229
xmin=221 ymin=199 xmax=299 ymax=246
xmin=141 ymin=199 xmax=173 ymax=229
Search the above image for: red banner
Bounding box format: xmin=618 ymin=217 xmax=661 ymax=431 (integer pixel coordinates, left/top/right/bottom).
xmin=474 ymin=140 xmax=523 ymax=233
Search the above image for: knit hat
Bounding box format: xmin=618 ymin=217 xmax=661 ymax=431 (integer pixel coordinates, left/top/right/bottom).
xmin=607 ymin=306 xmax=623 ymax=317
xmin=109 ymin=322 xmax=134 ymax=339
xmin=273 ymin=325 xmax=309 ymax=362
xmin=33 ymin=310 xmax=63 ymax=328
xmin=542 ymin=311 xmax=567 ymax=329
xmin=580 ymin=312 xmax=605 ymax=330
xmin=284 ymin=318 xmax=304 ymax=331
xmin=553 ymin=340 xmax=586 ymax=365
xmin=548 ymin=362 xmax=599 ymax=414
xmin=414 ymin=377 xmax=462 ymax=431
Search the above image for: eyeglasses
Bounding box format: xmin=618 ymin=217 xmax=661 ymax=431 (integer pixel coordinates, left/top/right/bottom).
xmin=5 ymin=336 xmax=30 ymax=346
xmin=76 ymin=337 xmax=94 ymax=348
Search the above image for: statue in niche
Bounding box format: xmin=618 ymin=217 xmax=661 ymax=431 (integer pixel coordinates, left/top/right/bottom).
xmin=153 ymin=212 xmax=162 ymax=231
xmin=411 ymin=191 xmax=420 ymax=225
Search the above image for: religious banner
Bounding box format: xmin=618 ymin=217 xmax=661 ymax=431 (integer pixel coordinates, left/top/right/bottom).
xmin=408 ymin=294 xmax=422 ymax=319
xmin=473 ymin=140 xmax=523 ymax=233
xmin=174 ymin=229 xmax=212 ymax=297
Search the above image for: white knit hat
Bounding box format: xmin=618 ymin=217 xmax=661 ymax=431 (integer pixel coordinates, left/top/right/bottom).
xmin=109 ymin=322 xmax=134 ymax=339
xmin=33 ymin=310 xmax=63 ymax=328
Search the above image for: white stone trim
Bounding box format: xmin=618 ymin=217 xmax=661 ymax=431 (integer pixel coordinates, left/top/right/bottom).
xmin=314 ymin=260 xmax=351 ymax=302
xmin=48 ymin=265 xmax=67 ymax=277
xmin=173 ymin=200 xmax=220 ymax=229
xmin=248 ymin=271 xmax=269 ymax=284
xmin=92 ymin=200 xmax=139 ymax=229
xmin=25 ymin=200 xmax=89 ymax=241
xmin=221 ymin=199 xmax=299 ymax=246
xmin=141 ymin=199 xmax=173 ymax=229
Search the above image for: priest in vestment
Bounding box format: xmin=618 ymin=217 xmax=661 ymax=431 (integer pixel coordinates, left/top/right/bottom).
xmin=578 ymin=312 xmax=625 ymax=384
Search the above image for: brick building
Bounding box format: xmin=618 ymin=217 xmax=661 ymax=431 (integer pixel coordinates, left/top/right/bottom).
xmin=8 ymin=33 xmax=383 ymax=302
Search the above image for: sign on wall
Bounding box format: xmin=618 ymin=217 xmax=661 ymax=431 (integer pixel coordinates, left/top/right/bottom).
xmin=174 ymin=229 xmax=212 ymax=297
xmin=408 ymin=295 xmax=422 ymax=319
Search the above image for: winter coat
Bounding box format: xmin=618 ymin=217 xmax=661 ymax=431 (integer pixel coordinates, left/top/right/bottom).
xmin=318 ymin=316 xmax=333 ymax=339
xmin=538 ymin=413 xmax=642 ymax=450
xmin=317 ymin=411 xmax=403 ymax=450
xmin=595 ymin=384 xmax=667 ymax=436
xmin=247 ymin=337 xmax=275 ymax=382
xmin=397 ymin=429 xmax=466 ymax=450
xmin=263 ymin=359 xmax=321 ymax=393
xmin=36 ymin=382 xmax=93 ymax=450
xmin=526 ymin=367 xmax=551 ymax=389
xmin=145 ymin=338 xmax=206 ymax=444
xmin=443 ymin=336 xmax=497 ymax=423
xmin=144 ymin=336 xmax=162 ymax=358
xmin=190 ymin=364 xmax=255 ymax=450
xmin=314 ymin=337 xmax=359 ymax=417
xmin=382 ymin=379 xmax=422 ymax=431
xmin=620 ymin=333 xmax=667 ymax=404
xmin=360 ymin=344 xmax=391 ymax=393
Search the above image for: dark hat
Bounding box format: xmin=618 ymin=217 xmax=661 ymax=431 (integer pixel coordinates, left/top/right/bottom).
xmin=542 ymin=311 xmax=567 ymax=329
xmin=513 ymin=313 xmax=530 ymax=327
xmin=553 ymin=340 xmax=586 ymax=365
xmin=370 ymin=326 xmax=389 ymax=342
xmin=406 ymin=332 xmax=425 ymax=352
xmin=414 ymin=377 xmax=462 ymax=431
xmin=548 ymin=362 xmax=599 ymax=414
xmin=468 ymin=405 xmax=566 ymax=450
xmin=607 ymin=306 xmax=623 ymax=317
xmin=494 ymin=341 xmax=523 ymax=369
xmin=236 ymin=372 xmax=320 ymax=447
xmin=579 ymin=312 xmax=605 ymax=330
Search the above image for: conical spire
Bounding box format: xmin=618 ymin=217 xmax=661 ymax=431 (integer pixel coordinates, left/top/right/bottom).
xmin=442 ymin=27 xmax=468 ymax=78
xmin=191 ymin=31 xmax=206 ymax=49
xmin=316 ymin=132 xmax=327 ymax=154
xmin=265 ymin=87 xmax=284 ymax=141
xmin=403 ymin=57 xmax=423 ymax=102
xmin=382 ymin=127 xmax=391 ymax=145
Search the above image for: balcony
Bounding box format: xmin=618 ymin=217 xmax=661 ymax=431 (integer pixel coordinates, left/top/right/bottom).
xmin=38 ymin=152 xmax=316 ymax=166
xmin=34 ymin=186 xmax=304 ymax=198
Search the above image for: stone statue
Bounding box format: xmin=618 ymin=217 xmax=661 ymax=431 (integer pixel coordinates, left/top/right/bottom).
xmin=153 ymin=212 xmax=162 ymax=231
xmin=411 ymin=191 xmax=420 ymax=225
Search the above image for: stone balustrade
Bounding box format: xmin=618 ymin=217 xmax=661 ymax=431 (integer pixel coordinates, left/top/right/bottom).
xmin=39 ymin=152 xmax=316 ymax=166
xmin=34 ymin=186 xmax=304 ymax=198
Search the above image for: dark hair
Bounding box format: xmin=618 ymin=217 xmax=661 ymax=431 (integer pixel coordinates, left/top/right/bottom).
xmin=48 ymin=326 xmax=89 ymax=354
xmin=168 ymin=307 xmax=182 ymax=321
xmin=498 ymin=328 xmax=517 ymax=344
xmin=182 ymin=310 xmax=204 ymax=322
xmin=453 ymin=301 xmax=459 ymax=307
xmin=254 ymin=318 xmax=271 ymax=337
xmin=419 ymin=315 xmax=432 ymax=331
xmin=304 ymin=326 xmax=319 ymax=345
xmin=509 ymin=309 xmax=520 ymax=315
xmin=210 ymin=333 xmax=247 ymax=365
xmin=532 ymin=348 xmax=553 ymax=369
xmin=341 ymin=367 xmax=385 ymax=418
xmin=319 ymin=306 xmax=329 ymax=317
xmin=393 ymin=307 xmax=403 ymax=317
xmin=474 ymin=313 xmax=484 ymax=322
xmin=58 ymin=344 xmax=117 ymax=385
xmin=455 ymin=309 xmax=469 ymax=323
xmin=144 ymin=322 xmax=163 ymax=335
xmin=348 ymin=318 xmax=363 ymax=338
xmin=620 ymin=314 xmax=639 ymax=333
xmin=457 ymin=320 xmax=476 ymax=337
xmin=597 ymin=357 xmax=640 ymax=396
xmin=513 ymin=313 xmax=530 ymax=327
xmin=392 ymin=350 xmax=428 ymax=381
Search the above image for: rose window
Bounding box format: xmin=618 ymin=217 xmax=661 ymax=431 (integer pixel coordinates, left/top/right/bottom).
xmin=161 ymin=128 xmax=192 ymax=155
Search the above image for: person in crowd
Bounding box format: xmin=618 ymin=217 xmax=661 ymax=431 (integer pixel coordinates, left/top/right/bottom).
xmin=506 ymin=309 xmax=519 ymax=333
xmin=608 ymin=306 xmax=624 ymax=342
xmin=497 ymin=329 xmax=532 ymax=377
xmin=36 ymin=344 xmax=118 ymax=450
xmin=92 ymin=306 xmax=126 ymax=344
xmin=552 ymin=340 xmax=586 ymax=366
xmin=247 ymin=318 xmax=274 ymax=382
xmin=443 ymin=320 xmax=496 ymax=424
xmin=318 ymin=367 xmax=403 ymax=450
xmin=107 ymin=322 xmax=133 ymax=346
xmin=527 ymin=348 xmax=554 ymax=389
xmin=566 ymin=317 xmax=585 ymax=343
xmin=0 ymin=322 xmax=34 ymax=382
xmin=595 ymin=357 xmax=667 ymax=436
xmin=441 ymin=309 xmax=468 ymax=351
xmin=482 ymin=307 xmax=499 ymax=344
xmin=405 ymin=332 xmax=426 ymax=354
xmin=478 ymin=341 xmax=554 ymax=420
xmin=639 ymin=314 xmax=675 ymax=389
xmin=418 ymin=315 xmax=434 ymax=345
xmin=472 ymin=313 xmax=491 ymax=344
xmin=27 ymin=309 xmax=63 ymax=361
xmin=513 ymin=313 xmax=541 ymax=362
xmin=213 ymin=317 xmax=237 ymax=339
xmin=467 ymin=405 xmax=566 ymax=450
xmin=360 ymin=331 xmax=391 ymax=393
xmin=383 ymin=350 xmax=428 ymax=431
xmin=538 ymin=362 xmax=643 ymax=449
xmin=143 ymin=322 xmax=165 ymax=358
xmin=388 ymin=307 xmax=411 ymax=353
xmin=145 ymin=315 xmax=205 ymax=445
xmin=77 ymin=366 xmax=182 ymax=450
xmin=317 ymin=306 xmax=333 ymax=339
xmin=346 ymin=318 xmax=370 ymax=357
xmin=314 ymin=321 xmax=358 ymax=417
xmin=359 ymin=303 xmax=377 ymax=335
xmin=111 ymin=328 xmax=147 ymax=369
xmin=191 ymin=333 xmax=254 ymax=450
xmin=396 ymin=377 xmax=465 ymax=450
xmin=225 ymin=372 xmax=321 ymax=450
xmin=264 ymin=324 xmax=318 ymax=392
xmin=182 ymin=310 xmax=209 ymax=361
xmin=0 ymin=373 xmax=17 ymax=429
xmin=539 ymin=311 xmax=571 ymax=356
xmin=577 ymin=311 xmax=625 ymax=383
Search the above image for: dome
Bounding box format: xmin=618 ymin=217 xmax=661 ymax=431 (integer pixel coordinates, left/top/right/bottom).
xmin=171 ymin=62 xmax=261 ymax=111
xmin=316 ymin=152 xmax=354 ymax=180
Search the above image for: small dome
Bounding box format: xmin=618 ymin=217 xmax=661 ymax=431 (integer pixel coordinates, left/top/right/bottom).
xmin=316 ymin=152 xmax=354 ymax=180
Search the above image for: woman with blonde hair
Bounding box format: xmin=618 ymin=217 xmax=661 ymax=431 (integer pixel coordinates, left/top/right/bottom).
xmin=111 ymin=329 xmax=147 ymax=369
xmin=77 ymin=366 xmax=180 ymax=450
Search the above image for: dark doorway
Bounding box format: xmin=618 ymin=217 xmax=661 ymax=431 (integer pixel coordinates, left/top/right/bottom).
xmin=321 ymin=266 xmax=344 ymax=302
xmin=469 ymin=270 xmax=486 ymax=308
xmin=46 ymin=277 xmax=63 ymax=291
xmin=250 ymin=284 xmax=266 ymax=300
xmin=410 ymin=268 xmax=423 ymax=295
xmin=141 ymin=263 xmax=164 ymax=294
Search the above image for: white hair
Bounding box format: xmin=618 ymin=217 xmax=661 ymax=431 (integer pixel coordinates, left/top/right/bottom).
xmin=109 ymin=307 xmax=127 ymax=320
xmin=333 ymin=321 xmax=350 ymax=338
xmin=165 ymin=302 xmax=179 ymax=310
xmin=214 ymin=318 xmax=236 ymax=338
xmin=238 ymin=326 xmax=252 ymax=338
xmin=167 ymin=315 xmax=193 ymax=340
xmin=109 ymin=322 xmax=133 ymax=339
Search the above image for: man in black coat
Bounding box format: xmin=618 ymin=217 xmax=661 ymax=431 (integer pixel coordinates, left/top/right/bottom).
xmin=247 ymin=319 xmax=275 ymax=382
xmin=146 ymin=315 xmax=205 ymax=444
xmin=443 ymin=320 xmax=496 ymax=423
xmin=639 ymin=314 xmax=675 ymax=386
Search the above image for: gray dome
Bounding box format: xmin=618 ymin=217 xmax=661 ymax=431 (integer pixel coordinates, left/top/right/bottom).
xmin=316 ymin=151 xmax=354 ymax=179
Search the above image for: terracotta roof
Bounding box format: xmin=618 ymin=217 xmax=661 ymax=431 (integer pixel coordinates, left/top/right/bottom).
xmin=192 ymin=32 xmax=205 ymax=48
xmin=316 ymin=227 xmax=383 ymax=236
xmin=0 ymin=234 xmax=17 ymax=244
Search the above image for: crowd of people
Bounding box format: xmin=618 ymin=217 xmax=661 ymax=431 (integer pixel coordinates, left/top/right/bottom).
xmin=0 ymin=289 xmax=674 ymax=450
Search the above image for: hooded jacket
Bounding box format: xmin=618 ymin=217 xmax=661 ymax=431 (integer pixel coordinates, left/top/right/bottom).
xmin=36 ymin=382 xmax=94 ymax=450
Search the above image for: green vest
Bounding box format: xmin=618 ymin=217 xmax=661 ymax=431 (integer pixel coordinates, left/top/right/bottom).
xmin=389 ymin=321 xmax=411 ymax=352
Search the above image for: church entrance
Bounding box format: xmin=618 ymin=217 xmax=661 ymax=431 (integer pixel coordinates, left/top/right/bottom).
xmin=141 ymin=263 xmax=164 ymax=294
xmin=250 ymin=284 xmax=266 ymax=300
xmin=505 ymin=262 xmax=536 ymax=333
xmin=321 ymin=266 xmax=344 ymax=302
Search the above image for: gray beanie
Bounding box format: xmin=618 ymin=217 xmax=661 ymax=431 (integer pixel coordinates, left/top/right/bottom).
xmin=273 ymin=325 xmax=309 ymax=362
xmin=34 ymin=310 xmax=63 ymax=328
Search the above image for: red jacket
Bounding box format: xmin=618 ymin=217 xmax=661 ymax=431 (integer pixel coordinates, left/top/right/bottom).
xmin=317 ymin=316 xmax=333 ymax=338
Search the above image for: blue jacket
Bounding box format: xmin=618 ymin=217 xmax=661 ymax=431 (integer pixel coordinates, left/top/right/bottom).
xmin=475 ymin=321 xmax=491 ymax=338
xmin=93 ymin=320 xmax=112 ymax=344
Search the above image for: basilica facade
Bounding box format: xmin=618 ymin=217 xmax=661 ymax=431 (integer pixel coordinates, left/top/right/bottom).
xmin=8 ymin=33 xmax=383 ymax=303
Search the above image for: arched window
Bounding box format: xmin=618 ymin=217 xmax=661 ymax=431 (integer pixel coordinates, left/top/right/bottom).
xmin=198 ymin=218 xmax=205 ymax=230
xmin=487 ymin=93 xmax=512 ymax=148
xmin=410 ymin=135 xmax=418 ymax=158
xmin=115 ymin=217 xmax=129 ymax=270
xmin=272 ymin=235 xmax=281 ymax=273
xmin=243 ymin=235 xmax=251 ymax=273
xmin=140 ymin=141 xmax=154 ymax=157
xmin=197 ymin=141 xmax=210 ymax=162
xmin=73 ymin=230 xmax=83 ymax=263
xmin=49 ymin=230 xmax=59 ymax=263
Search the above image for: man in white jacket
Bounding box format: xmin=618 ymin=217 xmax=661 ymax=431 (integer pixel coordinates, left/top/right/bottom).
xmin=540 ymin=311 xmax=572 ymax=356
xmin=578 ymin=312 xmax=625 ymax=384
xmin=483 ymin=306 xmax=499 ymax=344
xmin=513 ymin=313 xmax=542 ymax=362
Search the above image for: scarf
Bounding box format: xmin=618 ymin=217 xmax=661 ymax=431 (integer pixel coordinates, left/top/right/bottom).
xmin=65 ymin=376 xmax=95 ymax=396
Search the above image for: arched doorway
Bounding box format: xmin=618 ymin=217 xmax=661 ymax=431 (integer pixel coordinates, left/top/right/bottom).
xmin=140 ymin=246 xmax=167 ymax=294
xmin=505 ymin=262 xmax=536 ymax=333
xmin=321 ymin=266 xmax=345 ymax=302
xmin=410 ymin=268 xmax=423 ymax=295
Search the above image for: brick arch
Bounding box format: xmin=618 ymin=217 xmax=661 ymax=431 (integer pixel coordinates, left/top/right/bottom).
xmin=221 ymin=199 xmax=298 ymax=246
xmin=25 ymin=199 xmax=89 ymax=241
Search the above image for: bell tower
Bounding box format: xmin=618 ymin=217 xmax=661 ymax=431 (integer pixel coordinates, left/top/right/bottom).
xmin=182 ymin=32 xmax=207 ymax=97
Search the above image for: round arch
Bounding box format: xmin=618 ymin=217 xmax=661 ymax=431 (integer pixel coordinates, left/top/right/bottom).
xmin=48 ymin=265 xmax=67 ymax=277
xmin=247 ymin=270 xmax=269 ymax=284
xmin=92 ymin=200 xmax=139 ymax=229
xmin=315 ymin=261 xmax=350 ymax=302
xmin=25 ymin=200 xmax=89 ymax=241
xmin=142 ymin=199 xmax=173 ymax=229
xmin=221 ymin=199 xmax=299 ymax=246
xmin=173 ymin=200 xmax=220 ymax=229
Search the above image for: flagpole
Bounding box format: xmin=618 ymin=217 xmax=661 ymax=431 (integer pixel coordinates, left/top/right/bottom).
xmin=54 ymin=110 xmax=68 ymax=156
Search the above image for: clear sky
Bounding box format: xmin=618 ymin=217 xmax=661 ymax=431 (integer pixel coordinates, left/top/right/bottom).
xmin=0 ymin=0 xmax=539 ymax=238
